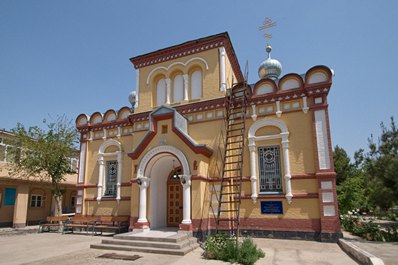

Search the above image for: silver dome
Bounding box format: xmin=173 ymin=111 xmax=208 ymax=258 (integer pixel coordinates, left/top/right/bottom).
xmin=258 ymin=44 xmax=282 ymax=80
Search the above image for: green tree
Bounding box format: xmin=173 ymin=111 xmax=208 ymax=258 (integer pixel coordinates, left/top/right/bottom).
xmin=365 ymin=117 xmax=398 ymax=210
xmin=8 ymin=116 xmax=78 ymax=216
xmin=334 ymin=146 xmax=368 ymax=214
xmin=333 ymin=145 xmax=354 ymax=185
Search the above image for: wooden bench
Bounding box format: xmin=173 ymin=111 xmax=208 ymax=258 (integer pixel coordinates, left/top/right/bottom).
xmin=63 ymin=216 xmax=97 ymax=235
xmin=39 ymin=216 xmax=70 ymax=233
xmin=93 ymin=216 xmax=129 ymax=235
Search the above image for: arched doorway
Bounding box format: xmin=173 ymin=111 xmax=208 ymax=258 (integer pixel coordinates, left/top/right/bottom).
xmin=135 ymin=145 xmax=191 ymax=230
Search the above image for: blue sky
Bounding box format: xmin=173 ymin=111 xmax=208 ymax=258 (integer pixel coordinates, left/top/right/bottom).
xmin=1 ymin=0 xmax=397 ymax=159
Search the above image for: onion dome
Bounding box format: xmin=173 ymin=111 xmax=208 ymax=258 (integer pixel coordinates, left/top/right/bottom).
xmin=258 ymin=44 xmax=282 ymax=80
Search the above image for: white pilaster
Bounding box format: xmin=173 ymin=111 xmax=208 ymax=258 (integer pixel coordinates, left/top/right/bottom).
xmin=248 ymin=142 xmax=258 ymax=203
xmin=219 ymin=47 xmax=226 ymax=92
xmin=97 ymin=156 xmax=104 ymax=202
xmin=183 ymin=74 xmax=189 ymax=101
xmin=281 ymin=136 xmax=293 ymax=204
xmin=251 ymin=105 xmax=257 ymax=121
xmin=137 ymin=177 xmax=150 ymax=223
xmin=78 ymin=142 xmax=87 ymax=183
xmin=116 ymin=151 xmax=122 ymax=201
xmin=276 ymin=101 xmax=282 ymax=117
xmin=314 ymin=110 xmax=331 ymax=170
xmin=181 ymin=175 xmax=192 ymax=224
xmin=302 ymin=96 xmax=309 ymax=113
xmin=165 ymin=78 xmax=171 ymax=104
xmin=135 ymin=69 xmax=140 ymax=107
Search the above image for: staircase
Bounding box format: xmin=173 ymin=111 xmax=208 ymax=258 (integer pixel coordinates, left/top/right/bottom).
xmin=216 ymin=82 xmax=250 ymax=236
xmin=90 ymin=230 xmax=199 ymax=256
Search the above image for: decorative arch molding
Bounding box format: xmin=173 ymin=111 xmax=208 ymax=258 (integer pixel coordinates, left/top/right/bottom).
xmin=146 ymin=57 xmax=209 ymax=85
xmin=248 ymin=117 xmax=293 ymax=204
xmin=99 ymin=139 xmax=122 ymax=154
xmin=97 ymin=139 xmax=123 ymax=202
xmin=137 ymin=145 xmax=190 ymax=179
xmin=135 ymin=145 xmax=192 ymax=227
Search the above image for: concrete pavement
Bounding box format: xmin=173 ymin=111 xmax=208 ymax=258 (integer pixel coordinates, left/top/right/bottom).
xmin=0 ymin=230 xmax=361 ymax=265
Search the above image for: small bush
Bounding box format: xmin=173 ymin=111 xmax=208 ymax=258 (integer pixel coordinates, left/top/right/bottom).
xmin=203 ymin=233 xmax=265 ymax=265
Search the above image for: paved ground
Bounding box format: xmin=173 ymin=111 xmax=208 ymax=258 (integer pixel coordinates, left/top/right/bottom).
xmin=0 ymin=231 xmax=360 ymax=265
xmin=342 ymin=231 xmax=398 ymax=265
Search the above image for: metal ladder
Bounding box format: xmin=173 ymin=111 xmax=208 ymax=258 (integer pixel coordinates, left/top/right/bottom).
xmin=216 ymin=82 xmax=250 ymax=237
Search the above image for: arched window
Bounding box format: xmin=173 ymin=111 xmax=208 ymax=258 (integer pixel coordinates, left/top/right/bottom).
xmin=173 ymin=74 xmax=184 ymax=102
xmin=190 ymin=70 xmax=202 ymax=99
xmin=156 ymin=78 xmax=167 ymax=106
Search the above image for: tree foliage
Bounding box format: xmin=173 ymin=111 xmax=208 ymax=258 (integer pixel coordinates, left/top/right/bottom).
xmin=8 ymin=116 xmax=78 ymax=215
xmin=335 ymin=117 xmax=398 ymax=214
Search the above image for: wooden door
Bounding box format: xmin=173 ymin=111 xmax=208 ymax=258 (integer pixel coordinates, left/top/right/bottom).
xmin=167 ymin=177 xmax=183 ymax=227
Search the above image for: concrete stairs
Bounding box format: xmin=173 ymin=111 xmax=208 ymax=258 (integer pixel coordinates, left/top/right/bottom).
xmin=90 ymin=230 xmax=200 ymax=256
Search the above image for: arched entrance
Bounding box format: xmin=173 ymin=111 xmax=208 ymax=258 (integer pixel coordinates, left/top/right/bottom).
xmin=135 ymin=145 xmax=191 ymax=230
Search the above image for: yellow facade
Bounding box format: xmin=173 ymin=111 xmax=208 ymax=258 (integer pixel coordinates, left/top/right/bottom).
xmin=76 ymin=32 xmax=341 ymax=241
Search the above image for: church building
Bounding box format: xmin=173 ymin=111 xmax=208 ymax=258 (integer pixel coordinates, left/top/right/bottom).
xmin=75 ymin=32 xmax=341 ymax=241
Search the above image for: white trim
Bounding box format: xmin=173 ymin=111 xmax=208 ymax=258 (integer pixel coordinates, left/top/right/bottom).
xmin=248 ymin=118 xmax=293 ymax=203
xmin=135 ymin=69 xmax=140 ymax=108
xmin=78 ymin=143 xmax=86 ymax=183
xmin=136 ymin=145 xmax=191 ymax=226
xmin=219 ymin=47 xmax=226 ymax=92
xmin=314 ymin=110 xmax=331 ymax=169
xmin=97 ymin=140 xmax=123 ymax=202
xmin=146 ymin=57 xmax=209 ymax=85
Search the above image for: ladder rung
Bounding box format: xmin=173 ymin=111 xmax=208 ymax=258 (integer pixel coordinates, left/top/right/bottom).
xmin=220 ymin=200 xmax=240 ymax=204
xmin=219 ymin=209 xmax=239 ymax=213
xmin=225 ymin=147 xmax=242 ymax=151
xmin=224 ymin=161 xmax=242 ymax=165
xmin=226 ymin=139 xmax=243 ymax=144
xmin=217 ymin=218 xmax=239 ymax=222
xmin=223 ymin=168 xmax=240 ymax=172
xmin=220 ymin=191 xmax=240 ymax=195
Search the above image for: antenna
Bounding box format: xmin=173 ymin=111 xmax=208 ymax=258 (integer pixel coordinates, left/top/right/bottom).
xmin=259 ymin=17 xmax=276 ymax=45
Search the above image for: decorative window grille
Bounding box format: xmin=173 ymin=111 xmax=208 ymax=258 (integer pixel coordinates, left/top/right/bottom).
xmin=258 ymin=145 xmax=282 ymax=192
xmin=104 ymin=160 xmax=117 ymax=197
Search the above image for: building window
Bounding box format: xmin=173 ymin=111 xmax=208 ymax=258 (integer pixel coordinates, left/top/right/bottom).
xmin=190 ymin=70 xmax=202 ymax=99
xmin=71 ymin=195 xmax=76 ymax=208
xmin=30 ymin=194 xmax=43 ymax=208
xmin=104 ymin=160 xmax=117 ymax=197
xmin=258 ymin=145 xmax=282 ymax=193
xmin=173 ymin=74 xmax=184 ymax=102
xmin=156 ymin=78 xmax=167 ymax=106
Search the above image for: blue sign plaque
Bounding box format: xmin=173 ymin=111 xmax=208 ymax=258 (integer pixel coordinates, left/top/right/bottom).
xmin=261 ymin=201 xmax=283 ymax=214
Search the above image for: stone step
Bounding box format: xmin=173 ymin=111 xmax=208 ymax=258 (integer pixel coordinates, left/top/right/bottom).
xmin=90 ymin=242 xmax=200 ymax=256
xmin=113 ymin=232 xmax=191 ymax=243
xmin=101 ymin=238 xmax=193 ymax=249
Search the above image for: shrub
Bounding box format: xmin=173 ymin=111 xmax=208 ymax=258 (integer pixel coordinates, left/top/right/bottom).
xmin=203 ymin=233 xmax=265 ymax=265
xmin=341 ymin=210 xmax=398 ymax=242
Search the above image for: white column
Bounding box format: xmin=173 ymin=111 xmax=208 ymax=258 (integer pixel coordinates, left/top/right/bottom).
xmin=102 ymin=128 xmax=107 ymax=140
xmin=248 ymin=141 xmax=258 ymax=203
xmin=302 ymin=96 xmax=309 ymax=113
xmin=219 ymin=47 xmax=226 ymax=92
xmin=281 ymin=134 xmax=293 ymax=203
xmin=137 ymin=177 xmax=150 ymax=223
xmin=183 ymin=74 xmax=189 ymax=101
xmin=181 ymin=175 xmax=192 ymax=224
xmin=165 ymin=78 xmax=171 ymax=104
xmin=116 ymin=151 xmax=122 ymax=201
xmin=97 ymin=156 xmax=104 ymax=202
xmin=135 ymin=69 xmax=140 ymax=108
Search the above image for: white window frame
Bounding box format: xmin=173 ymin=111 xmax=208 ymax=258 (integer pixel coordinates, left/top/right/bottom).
xmin=30 ymin=194 xmax=44 ymax=208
